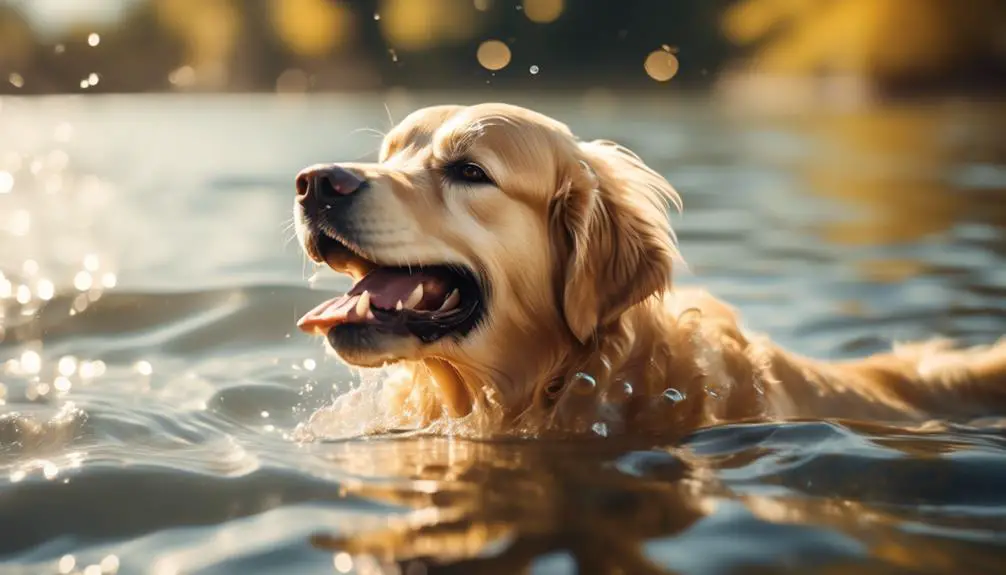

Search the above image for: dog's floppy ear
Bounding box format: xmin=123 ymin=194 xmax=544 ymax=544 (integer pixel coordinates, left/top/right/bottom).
xmin=551 ymin=139 xmax=681 ymax=343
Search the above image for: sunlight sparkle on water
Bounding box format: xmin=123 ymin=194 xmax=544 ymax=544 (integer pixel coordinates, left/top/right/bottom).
xmin=135 ymin=361 xmax=153 ymax=376
xmin=84 ymin=254 xmax=100 ymax=272
xmin=57 ymin=554 xmax=75 ymax=574
xmin=87 ymin=33 xmax=101 ymax=47
xmin=16 ymin=284 xmax=31 ymax=304
xmin=37 ymin=279 xmax=55 ymax=300
xmin=20 ymin=350 xmax=41 ymax=374
xmin=100 ymin=555 xmax=120 ymax=574
xmin=54 ymin=376 xmax=72 ymax=392
xmin=8 ymin=209 xmax=31 ymax=236
xmin=74 ymin=271 xmax=93 ymax=291
xmin=79 ymin=360 xmax=107 ymax=380
xmin=334 ymin=552 xmax=353 ymax=573
xmin=58 ymin=356 xmax=78 ymax=377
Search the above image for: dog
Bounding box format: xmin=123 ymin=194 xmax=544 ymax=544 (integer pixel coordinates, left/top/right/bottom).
xmin=293 ymin=103 xmax=1006 ymax=437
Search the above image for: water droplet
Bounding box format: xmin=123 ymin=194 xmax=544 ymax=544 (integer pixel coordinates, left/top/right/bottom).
xmin=8 ymin=73 xmax=23 ymax=88
xmin=79 ymin=79 xmax=89 ymax=89
xmin=87 ymin=33 xmax=101 ymax=47
xmin=570 ymin=372 xmax=596 ymax=393
xmin=87 ymin=73 xmax=100 ymax=86
xmin=591 ymin=421 xmax=608 ymax=437
xmin=303 ymin=358 xmax=316 ymax=371
xmin=373 ymin=13 xmax=380 ymax=20
xmin=529 ymin=65 xmax=539 ymax=75
xmin=705 ymin=386 xmax=720 ymax=399
xmin=261 ymin=411 xmax=270 ymax=418
xmin=54 ymin=44 xmax=65 ymax=54
xmin=662 ymin=388 xmax=685 ymax=402
xmin=0 ymin=171 xmax=13 ymax=194
xmin=58 ymin=554 xmax=76 ymax=574
xmin=621 ymin=381 xmax=634 ymax=396
xmin=388 ymin=49 xmax=398 ymax=63
xmin=101 ymin=272 xmax=117 ymax=289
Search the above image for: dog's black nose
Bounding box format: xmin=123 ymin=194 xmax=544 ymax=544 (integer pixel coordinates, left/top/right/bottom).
xmin=296 ymin=165 xmax=365 ymax=203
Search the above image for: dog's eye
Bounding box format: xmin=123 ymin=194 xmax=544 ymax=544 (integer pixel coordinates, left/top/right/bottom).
xmin=448 ymin=162 xmax=493 ymax=185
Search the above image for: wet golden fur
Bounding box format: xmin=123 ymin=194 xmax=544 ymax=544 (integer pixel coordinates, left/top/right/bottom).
xmin=298 ymin=103 xmax=1006 ymax=438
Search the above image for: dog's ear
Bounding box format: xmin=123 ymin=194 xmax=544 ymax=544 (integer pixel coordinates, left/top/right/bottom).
xmin=550 ymin=140 xmax=681 ymax=343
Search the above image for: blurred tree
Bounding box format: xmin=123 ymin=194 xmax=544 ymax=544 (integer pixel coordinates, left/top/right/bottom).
xmin=0 ymin=6 xmax=34 ymax=74
xmin=154 ymin=0 xmax=241 ymax=89
xmin=723 ymin=0 xmax=1006 ymax=84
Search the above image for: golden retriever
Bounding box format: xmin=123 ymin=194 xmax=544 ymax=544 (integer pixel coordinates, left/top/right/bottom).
xmin=293 ymin=102 xmax=1006 ymax=437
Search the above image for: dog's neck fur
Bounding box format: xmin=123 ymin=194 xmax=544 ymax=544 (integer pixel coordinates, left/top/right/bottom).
xmin=396 ymin=288 xmax=774 ymax=436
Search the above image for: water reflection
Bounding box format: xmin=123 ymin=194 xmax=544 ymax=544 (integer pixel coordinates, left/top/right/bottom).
xmin=309 ymin=423 xmax=1006 ymax=574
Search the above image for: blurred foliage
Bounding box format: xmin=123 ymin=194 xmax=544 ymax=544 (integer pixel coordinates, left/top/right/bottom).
xmin=724 ymin=0 xmax=1006 ymax=82
xmin=0 ymin=0 xmax=1003 ymax=94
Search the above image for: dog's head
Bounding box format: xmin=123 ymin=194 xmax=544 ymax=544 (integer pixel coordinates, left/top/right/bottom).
xmin=294 ymin=103 xmax=679 ymax=404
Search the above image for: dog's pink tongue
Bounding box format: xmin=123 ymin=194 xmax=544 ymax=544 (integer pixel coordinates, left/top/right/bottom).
xmin=297 ymin=268 xmax=450 ymax=333
xmin=297 ymin=294 xmax=359 ymax=333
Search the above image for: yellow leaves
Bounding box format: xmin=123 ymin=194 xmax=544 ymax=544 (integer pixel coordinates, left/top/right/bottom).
xmin=722 ymin=0 xmax=1006 ymax=78
xmin=269 ymin=0 xmax=353 ymax=57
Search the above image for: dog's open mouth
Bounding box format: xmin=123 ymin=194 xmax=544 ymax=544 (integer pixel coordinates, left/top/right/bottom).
xmin=298 ymin=233 xmax=484 ymax=343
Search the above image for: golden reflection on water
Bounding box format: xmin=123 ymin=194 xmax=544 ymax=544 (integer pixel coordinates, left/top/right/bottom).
xmin=306 ymin=432 xmax=1006 ymax=574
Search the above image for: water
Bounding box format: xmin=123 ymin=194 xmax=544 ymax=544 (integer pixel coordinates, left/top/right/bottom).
xmin=1 ymin=93 xmax=1005 ymax=574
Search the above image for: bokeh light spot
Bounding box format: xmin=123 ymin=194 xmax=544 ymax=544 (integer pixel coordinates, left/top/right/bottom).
xmin=523 ymin=0 xmax=563 ymax=23
xmin=644 ymin=49 xmax=680 ymax=82
xmin=0 ymin=171 xmax=13 ymax=194
xmin=477 ymin=40 xmax=511 ymax=71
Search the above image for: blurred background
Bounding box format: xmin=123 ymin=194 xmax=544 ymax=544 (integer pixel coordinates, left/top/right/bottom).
xmin=1 ymin=0 xmax=1005 ymax=102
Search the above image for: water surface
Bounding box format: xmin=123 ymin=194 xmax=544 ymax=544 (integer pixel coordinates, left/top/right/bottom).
xmin=1 ymin=94 xmax=1005 ymax=574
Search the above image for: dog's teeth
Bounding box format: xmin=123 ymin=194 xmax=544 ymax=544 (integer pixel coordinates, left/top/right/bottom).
xmin=404 ymin=283 xmax=424 ymax=309
xmin=438 ymin=289 xmax=460 ymax=312
xmin=356 ymin=290 xmax=370 ymax=317
xmin=395 ymin=300 xmax=404 ymax=311
xmin=366 ymin=309 xmax=375 ymax=320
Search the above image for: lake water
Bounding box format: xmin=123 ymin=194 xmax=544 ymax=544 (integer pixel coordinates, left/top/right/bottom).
xmin=1 ymin=93 xmax=1005 ymax=574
